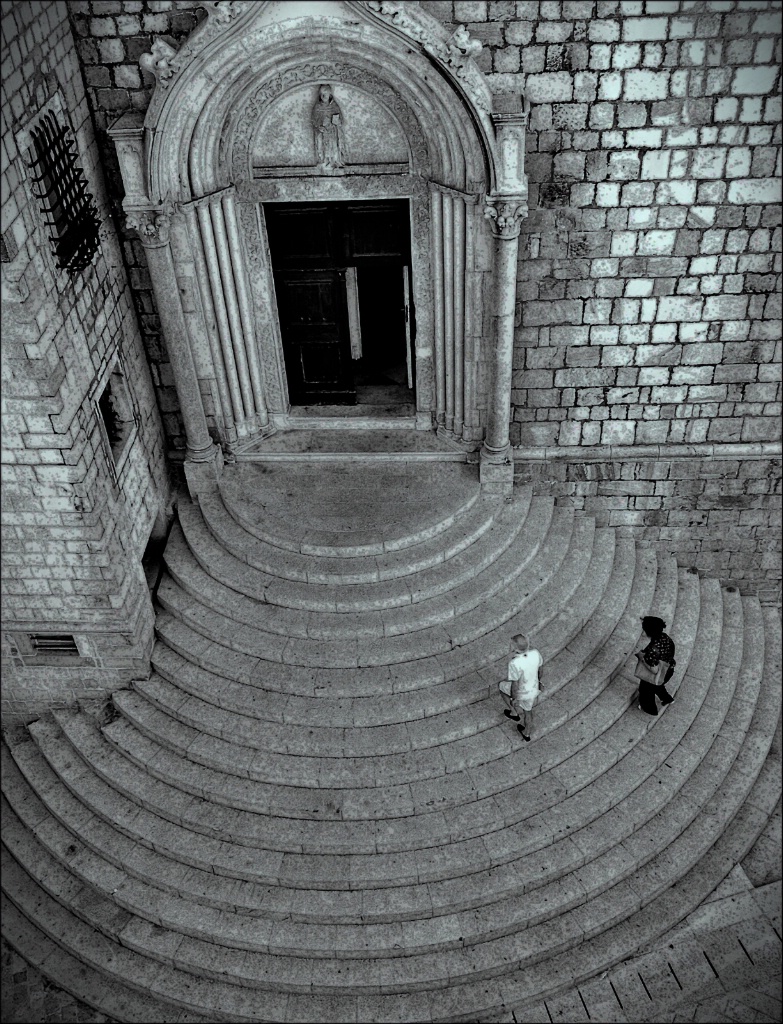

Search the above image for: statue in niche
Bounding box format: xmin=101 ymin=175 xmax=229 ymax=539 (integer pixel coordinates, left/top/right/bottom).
xmin=311 ymin=84 xmax=346 ymax=173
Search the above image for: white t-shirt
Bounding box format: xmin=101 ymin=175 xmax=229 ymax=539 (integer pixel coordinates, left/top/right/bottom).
xmin=507 ymin=649 xmax=542 ymax=698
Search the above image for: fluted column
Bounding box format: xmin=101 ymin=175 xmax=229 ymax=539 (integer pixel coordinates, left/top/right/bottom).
xmin=127 ymin=206 xmax=222 ymax=497
xmin=480 ymin=196 xmax=527 ymax=496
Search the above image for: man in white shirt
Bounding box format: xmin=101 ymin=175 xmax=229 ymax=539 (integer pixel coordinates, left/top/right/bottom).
xmin=499 ymin=633 xmax=543 ymax=742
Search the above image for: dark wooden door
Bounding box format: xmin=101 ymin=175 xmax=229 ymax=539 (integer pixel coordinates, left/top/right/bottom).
xmin=273 ymin=268 xmax=355 ymax=405
xmin=265 ymin=200 xmax=412 ymax=405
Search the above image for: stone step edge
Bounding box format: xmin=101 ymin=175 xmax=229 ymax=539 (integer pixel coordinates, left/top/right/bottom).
xmin=3 ymin=662 xmax=769 ymax=964
xmin=116 ymin=548 xmax=677 ymax=791
xmin=162 ymin=507 xmax=597 ymax=653
xmin=172 ymin=496 xmax=558 ymax=637
xmin=176 ymin=494 xmax=552 ymax=614
xmin=99 ymin=553 xmax=680 ymax=825
xmin=146 ymin=540 xmax=675 ymax=733
xmin=36 ymin=595 xmax=723 ymax=860
xmin=198 ymin=487 xmax=519 ymax=583
xmin=156 ymin=512 xmax=600 ymax=672
xmin=4 ymin=621 xmax=756 ymax=927
xmin=151 ymin=532 xmax=653 ymax=704
xmin=2 ymin=716 xmax=778 ymax=999
xmin=3 ymin=755 xmax=776 ymax=1024
xmin=189 ymin=485 xmax=536 ymax=589
xmin=0 ymin=893 xmax=215 ymax=1024
xmin=215 ymin=475 xmax=488 ymax=557
xmin=203 ymin=484 xmax=505 ymax=570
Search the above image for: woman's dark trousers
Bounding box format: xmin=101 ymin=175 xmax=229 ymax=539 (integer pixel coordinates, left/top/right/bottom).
xmin=638 ymin=666 xmax=675 ymax=716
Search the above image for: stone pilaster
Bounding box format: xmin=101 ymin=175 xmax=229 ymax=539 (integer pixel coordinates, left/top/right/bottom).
xmin=127 ymin=206 xmax=223 ymax=498
xmin=480 ymin=196 xmax=527 ymax=496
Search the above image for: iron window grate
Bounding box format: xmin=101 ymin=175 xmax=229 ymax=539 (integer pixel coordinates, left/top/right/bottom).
xmin=27 ymin=111 xmax=101 ymax=272
xmin=29 ymin=633 xmax=80 ymax=655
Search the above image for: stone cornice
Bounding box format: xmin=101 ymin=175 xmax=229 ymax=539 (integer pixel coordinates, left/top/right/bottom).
xmin=512 ymin=442 xmax=783 ymax=462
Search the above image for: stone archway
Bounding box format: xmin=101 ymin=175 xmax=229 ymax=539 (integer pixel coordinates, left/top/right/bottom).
xmin=109 ymin=0 xmax=529 ymax=496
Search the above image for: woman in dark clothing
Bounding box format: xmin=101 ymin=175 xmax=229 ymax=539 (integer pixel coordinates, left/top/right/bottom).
xmin=636 ymin=615 xmax=676 ymax=716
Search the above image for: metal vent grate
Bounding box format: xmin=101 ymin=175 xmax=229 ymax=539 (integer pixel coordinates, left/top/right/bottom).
xmin=29 ymin=633 xmax=80 ymax=655
xmin=27 ymin=111 xmax=101 ymax=272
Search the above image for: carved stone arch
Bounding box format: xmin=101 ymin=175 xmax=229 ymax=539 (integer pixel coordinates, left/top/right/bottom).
xmin=109 ymin=0 xmax=529 ymax=496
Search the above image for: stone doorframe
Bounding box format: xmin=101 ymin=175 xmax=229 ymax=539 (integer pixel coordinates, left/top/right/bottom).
xmin=109 ymin=0 xmax=529 ymax=497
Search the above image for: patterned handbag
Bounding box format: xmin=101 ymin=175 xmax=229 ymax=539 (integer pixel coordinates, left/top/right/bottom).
xmin=634 ymin=653 xmax=660 ymax=684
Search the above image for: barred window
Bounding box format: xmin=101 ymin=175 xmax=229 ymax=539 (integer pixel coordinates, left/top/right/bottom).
xmin=27 ymin=109 xmax=101 ymax=272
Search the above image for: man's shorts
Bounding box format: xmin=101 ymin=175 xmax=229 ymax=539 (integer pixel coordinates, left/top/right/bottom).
xmin=499 ymin=680 xmax=539 ymax=712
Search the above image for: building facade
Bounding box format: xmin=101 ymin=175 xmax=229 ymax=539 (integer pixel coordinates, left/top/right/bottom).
xmin=2 ymin=0 xmax=781 ymax=724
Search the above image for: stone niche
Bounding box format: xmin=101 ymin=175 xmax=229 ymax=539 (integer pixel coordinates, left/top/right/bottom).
xmin=253 ymin=81 xmax=410 ymax=174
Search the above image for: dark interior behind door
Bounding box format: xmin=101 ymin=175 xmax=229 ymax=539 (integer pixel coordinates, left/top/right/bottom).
xmin=265 ymin=200 xmax=412 ymax=405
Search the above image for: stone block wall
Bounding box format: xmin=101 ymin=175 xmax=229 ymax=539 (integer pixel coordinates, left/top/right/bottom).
xmin=63 ymin=0 xmax=782 ymax=599
xmin=1 ymin=0 xmax=171 ymax=723
xmin=67 ymin=0 xmax=205 ymax=454
xmin=426 ymin=0 xmax=783 ymax=599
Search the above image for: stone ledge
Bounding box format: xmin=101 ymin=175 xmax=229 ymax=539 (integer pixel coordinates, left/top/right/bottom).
xmin=513 ymin=441 xmax=783 ymax=462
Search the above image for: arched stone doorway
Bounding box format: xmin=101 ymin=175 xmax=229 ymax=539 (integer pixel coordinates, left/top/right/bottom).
xmin=109 ymin=0 xmax=529 ymax=496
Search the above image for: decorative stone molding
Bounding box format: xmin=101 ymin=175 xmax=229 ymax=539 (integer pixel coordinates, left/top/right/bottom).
xmin=233 ymin=61 xmax=430 ymax=182
xmin=139 ymin=2 xmax=245 ymax=91
xmin=492 ymin=114 xmax=529 ymax=195
xmin=483 ymin=197 xmax=528 ymax=239
xmin=201 ymin=0 xmax=244 ymax=24
xmin=138 ymin=38 xmax=181 ymax=88
xmin=360 ymin=2 xmax=490 ymax=112
xmin=125 ymin=205 xmax=173 ymax=247
xmin=107 ymin=112 xmax=149 ymax=207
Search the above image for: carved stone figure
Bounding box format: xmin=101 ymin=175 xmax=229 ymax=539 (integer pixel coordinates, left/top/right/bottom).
xmin=311 ymin=84 xmax=346 ymax=173
xmin=448 ymin=25 xmax=482 ymax=64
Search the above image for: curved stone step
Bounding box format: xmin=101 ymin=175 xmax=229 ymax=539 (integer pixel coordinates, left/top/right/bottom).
xmin=170 ymin=496 xmax=574 ymax=642
xmin=217 ymin=461 xmax=483 ymax=558
xmin=147 ymin=544 xmax=678 ymax=738
xmin=164 ymin=505 xmax=598 ymax=655
xmin=157 ymin=509 xmax=590 ymax=672
xmin=118 ymin=534 xmax=655 ymax=793
xmin=196 ymin=486 xmax=521 ymax=585
xmin=78 ymin=565 xmax=704 ymax=836
xmin=27 ymin=571 xmax=707 ymax=874
xmin=177 ymin=489 xmax=545 ymax=615
xmin=4 ymin=656 xmax=778 ymax=1008
xmin=0 ymin=887 xmax=221 ymax=1024
xmin=4 ymin=573 xmax=708 ymax=917
xmin=7 ymin=584 xmax=768 ymax=959
xmin=149 ymin=531 xmax=652 ymax=746
xmin=152 ymin=523 xmax=640 ymax=708
xmin=5 ymin=741 xmax=778 ymax=1024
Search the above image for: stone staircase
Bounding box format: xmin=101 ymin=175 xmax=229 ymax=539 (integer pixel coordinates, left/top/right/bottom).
xmin=2 ymin=462 xmax=781 ymax=1023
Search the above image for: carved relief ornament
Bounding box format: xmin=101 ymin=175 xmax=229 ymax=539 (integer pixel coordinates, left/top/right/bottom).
xmin=233 ymin=62 xmax=430 ymax=181
xmin=126 ymin=206 xmax=173 ymax=247
xmin=139 ymin=2 xmax=244 ymax=89
xmin=360 ymin=2 xmax=489 ymax=112
xmin=483 ymin=198 xmax=528 ymax=240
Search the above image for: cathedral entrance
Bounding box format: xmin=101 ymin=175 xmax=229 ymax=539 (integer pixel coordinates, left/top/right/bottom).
xmin=264 ymin=200 xmax=414 ymax=410
xmin=109 ymin=0 xmax=529 ymax=492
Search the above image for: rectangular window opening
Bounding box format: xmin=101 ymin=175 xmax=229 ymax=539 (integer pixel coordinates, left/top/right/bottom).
xmin=29 ymin=633 xmax=80 ymax=656
xmin=95 ymin=361 xmax=137 ymax=472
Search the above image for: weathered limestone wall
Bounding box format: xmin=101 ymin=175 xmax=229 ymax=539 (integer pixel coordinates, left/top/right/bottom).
xmin=426 ymin=0 xmax=782 ymax=598
xmin=65 ymin=0 xmax=782 ymax=599
xmin=1 ymin=0 xmax=171 ymax=722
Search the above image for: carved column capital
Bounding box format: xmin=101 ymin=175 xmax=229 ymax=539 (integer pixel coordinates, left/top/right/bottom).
xmin=126 ymin=206 xmax=173 ymax=248
xmin=483 ymin=197 xmax=528 ymax=239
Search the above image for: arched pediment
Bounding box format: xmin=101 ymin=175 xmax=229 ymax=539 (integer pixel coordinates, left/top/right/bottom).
xmin=132 ymin=0 xmax=514 ymax=203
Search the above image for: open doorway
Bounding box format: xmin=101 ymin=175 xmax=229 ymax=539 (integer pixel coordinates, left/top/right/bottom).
xmin=264 ymin=199 xmax=415 ymax=413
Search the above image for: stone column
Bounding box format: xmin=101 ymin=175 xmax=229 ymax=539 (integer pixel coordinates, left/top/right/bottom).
xmin=480 ymin=197 xmax=527 ymax=497
xmin=127 ymin=207 xmax=223 ymax=499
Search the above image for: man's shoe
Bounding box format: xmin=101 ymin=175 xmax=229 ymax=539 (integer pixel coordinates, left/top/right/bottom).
xmin=516 ymin=724 xmax=531 ymax=741
xmin=504 ymin=710 xmax=520 ymax=721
